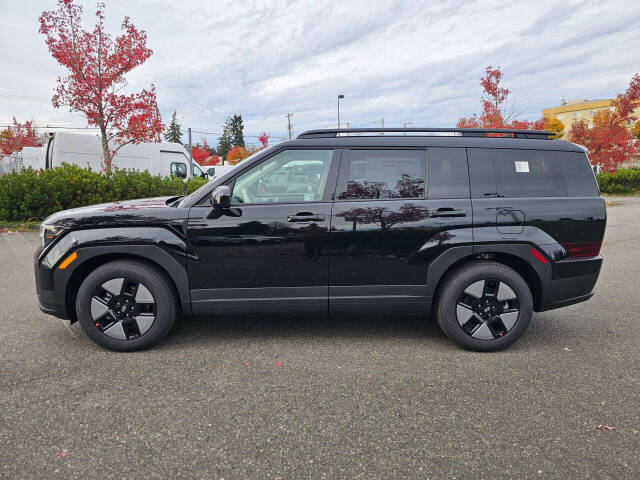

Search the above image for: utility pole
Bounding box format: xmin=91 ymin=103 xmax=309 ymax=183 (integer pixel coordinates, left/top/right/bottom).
xmin=403 ymin=121 xmax=414 ymax=135
xmin=337 ymin=94 xmax=344 ymax=129
xmin=188 ymin=127 xmax=193 ymax=178
xmin=286 ymin=113 xmax=294 ymax=140
xmin=372 ymin=117 xmax=385 ymax=135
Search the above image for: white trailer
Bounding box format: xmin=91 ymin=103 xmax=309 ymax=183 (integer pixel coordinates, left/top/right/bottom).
xmin=42 ymin=132 xmax=206 ymax=179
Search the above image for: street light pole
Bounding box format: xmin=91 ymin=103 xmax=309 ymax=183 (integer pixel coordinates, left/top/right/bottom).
xmin=337 ymin=95 xmax=344 ymax=129
xmin=188 ymin=127 xmax=193 ymax=177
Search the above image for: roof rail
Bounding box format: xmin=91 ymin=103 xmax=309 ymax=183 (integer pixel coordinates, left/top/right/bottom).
xmin=296 ymin=127 xmax=554 ymax=139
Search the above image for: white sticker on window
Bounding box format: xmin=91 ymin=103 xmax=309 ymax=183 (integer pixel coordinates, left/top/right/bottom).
xmin=515 ymin=161 xmax=529 ymax=173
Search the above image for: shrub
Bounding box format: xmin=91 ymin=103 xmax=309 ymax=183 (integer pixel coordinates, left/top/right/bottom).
xmin=0 ymin=163 xmax=208 ymax=221
xmin=596 ymin=167 xmax=640 ymax=194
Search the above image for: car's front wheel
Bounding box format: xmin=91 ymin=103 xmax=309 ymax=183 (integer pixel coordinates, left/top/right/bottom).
xmin=75 ymin=260 xmax=177 ymax=351
xmin=436 ymin=261 xmax=533 ymax=351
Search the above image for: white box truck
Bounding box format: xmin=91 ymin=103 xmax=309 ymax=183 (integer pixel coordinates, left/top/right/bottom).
xmin=41 ymin=132 xmax=207 ymax=179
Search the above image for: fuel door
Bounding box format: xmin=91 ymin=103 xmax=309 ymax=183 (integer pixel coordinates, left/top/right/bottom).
xmin=496 ymin=208 xmax=525 ymax=234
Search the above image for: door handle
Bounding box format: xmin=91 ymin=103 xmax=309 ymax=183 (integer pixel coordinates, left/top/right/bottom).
xmin=429 ymin=208 xmax=466 ymax=218
xmin=287 ymin=213 xmax=325 ymax=222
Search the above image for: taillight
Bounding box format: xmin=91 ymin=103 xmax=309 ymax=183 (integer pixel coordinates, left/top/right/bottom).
xmin=561 ymin=241 xmax=602 ymax=258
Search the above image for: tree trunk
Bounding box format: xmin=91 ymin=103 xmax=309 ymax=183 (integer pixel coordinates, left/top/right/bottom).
xmin=99 ymin=124 xmax=111 ymax=175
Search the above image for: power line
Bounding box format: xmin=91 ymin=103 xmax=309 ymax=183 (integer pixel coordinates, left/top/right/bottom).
xmin=0 ymin=125 xmax=99 ymax=130
xmin=0 ymin=93 xmax=51 ymax=103
xmin=191 ymin=130 xmax=271 ymax=138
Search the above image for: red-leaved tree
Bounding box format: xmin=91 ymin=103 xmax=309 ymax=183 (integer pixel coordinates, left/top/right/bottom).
xmin=226 ymin=146 xmax=250 ymax=165
xmin=258 ymin=132 xmax=269 ymax=149
xmin=569 ymin=74 xmax=640 ymax=173
xmin=201 ymin=155 xmax=221 ymax=167
xmin=192 ymin=139 xmax=210 ymax=165
xmin=457 ymin=66 xmax=544 ymax=131
xmin=39 ymin=0 xmax=163 ymax=174
xmin=0 ymin=118 xmax=42 ymax=154
xmin=191 ymin=145 xmax=209 ymax=165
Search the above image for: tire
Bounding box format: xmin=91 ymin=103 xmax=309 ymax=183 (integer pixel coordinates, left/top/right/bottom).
xmin=75 ymin=260 xmax=178 ymax=351
xmin=435 ymin=261 xmax=533 ymax=352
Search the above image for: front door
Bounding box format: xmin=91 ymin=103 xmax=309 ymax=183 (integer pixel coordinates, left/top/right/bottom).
xmin=329 ymin=147 xmax=473 ymax=314
xmin=186 ymin=148 xmax=340 ymax=314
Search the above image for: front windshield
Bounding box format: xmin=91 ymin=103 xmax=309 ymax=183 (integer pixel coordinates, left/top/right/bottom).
xmin=193 ymin=163 xmax=204 ymax=177
xmin=177 ymin=145 xmax=278 ymax=207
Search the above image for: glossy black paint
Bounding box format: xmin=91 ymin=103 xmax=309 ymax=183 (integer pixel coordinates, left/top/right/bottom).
xmin=34 ymin=134 xmax=606 ymax=323
xmin=35 ymin=198 xmax=191 ymax=320
xmin=186 ymin=202 xmax=333 ymax=313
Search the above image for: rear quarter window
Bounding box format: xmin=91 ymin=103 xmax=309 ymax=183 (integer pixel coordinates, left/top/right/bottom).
xmin=559 ymin=152 xmax=600 ymax=196
xmin=468 ymin=148 xmax=598 ymax=198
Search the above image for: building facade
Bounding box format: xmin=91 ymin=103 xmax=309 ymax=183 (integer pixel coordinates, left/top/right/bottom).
xmin=542 ymin=99 xmax=640 ymax=169
xmin=542 ymin=99 xmax=640 ymax=136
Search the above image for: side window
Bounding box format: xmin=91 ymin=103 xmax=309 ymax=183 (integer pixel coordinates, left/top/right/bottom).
xmin=468 ymin=148 xmax=567 ymax=198
xmin=338 ymin=150 xmax=425 ymax=200
xmin=193 ymin=163 xmax=204 ymax=178
xmin=171 ymin=162 xmax=187 ymax=179
xmin=427 ymin=147 xmax=470 ymax=199
xmin=231 ymin=149 xmax=334 ymax=204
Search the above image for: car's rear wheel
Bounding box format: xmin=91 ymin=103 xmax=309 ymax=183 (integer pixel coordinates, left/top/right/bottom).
xmin=436 ymin=261 xmax=533 ymax=351
xmin=75 ymin=260 xmax=177 ymax=351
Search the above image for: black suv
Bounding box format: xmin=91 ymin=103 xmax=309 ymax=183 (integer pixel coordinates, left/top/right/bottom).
xmin=35 ymin=128 xmax=606 ymax=352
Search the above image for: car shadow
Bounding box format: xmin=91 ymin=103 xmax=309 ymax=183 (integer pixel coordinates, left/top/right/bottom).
xmin=159 ymin=313 xmax=445 ymax=347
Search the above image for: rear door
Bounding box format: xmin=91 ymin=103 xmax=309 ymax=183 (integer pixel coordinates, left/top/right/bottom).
xmin=328 ymin=147 xmax=473 ymax=314
xmin=467 ymin=147 xmax=605 ymax=248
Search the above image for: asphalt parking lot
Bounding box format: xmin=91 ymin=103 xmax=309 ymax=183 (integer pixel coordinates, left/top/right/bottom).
xmin=1 ymin=197 xmax=639 ymax=479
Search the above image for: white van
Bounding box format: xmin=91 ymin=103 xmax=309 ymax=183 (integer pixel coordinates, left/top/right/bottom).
xmin=21 ymin=147 xmax=44 ymax=170
xmin=42 ymin=132 xmax=206 ymax=179
xmin=202 ymin=164 xmax=236 ymax=179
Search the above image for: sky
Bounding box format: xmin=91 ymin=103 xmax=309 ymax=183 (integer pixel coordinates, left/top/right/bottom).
xmin=1 ymin=0 xmax=639 ymax=146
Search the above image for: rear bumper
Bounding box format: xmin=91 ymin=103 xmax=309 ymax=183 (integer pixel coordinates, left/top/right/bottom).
xmin=537 ymin=291 xmax=594 ymax=312
xmin=537 ymin=256 xmax=602 ymax=312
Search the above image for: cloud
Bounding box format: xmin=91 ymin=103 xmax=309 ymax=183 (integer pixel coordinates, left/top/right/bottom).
xmin=1 ymin=0 xmax=638 ymax=144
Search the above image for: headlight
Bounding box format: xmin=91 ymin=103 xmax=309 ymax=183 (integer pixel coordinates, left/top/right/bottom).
xmin=40 ymin=224 xmax=65 ymax=247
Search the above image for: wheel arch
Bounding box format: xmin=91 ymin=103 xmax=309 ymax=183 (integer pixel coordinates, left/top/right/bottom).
xmin=57 ymin=246 xmax=191 ymax=323
xmin=428 ymin=247 xmax=547 ymax=312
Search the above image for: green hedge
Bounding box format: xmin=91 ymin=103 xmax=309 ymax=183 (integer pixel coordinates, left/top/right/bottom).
xmin=2 ymin=163 xmax=638 ymax=221
xmin=596 ymin=167 xmax=640 ymax=194
xmin=0 ymin=163 xmax=207 ymax=221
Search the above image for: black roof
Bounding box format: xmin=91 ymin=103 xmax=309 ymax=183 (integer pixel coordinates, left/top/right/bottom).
xmin=287 ymin=128 xmax=582 ymax=152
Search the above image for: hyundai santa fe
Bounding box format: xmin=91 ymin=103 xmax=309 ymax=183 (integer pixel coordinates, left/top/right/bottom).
xmin=34 ymin=127 xmax=606 ymax=352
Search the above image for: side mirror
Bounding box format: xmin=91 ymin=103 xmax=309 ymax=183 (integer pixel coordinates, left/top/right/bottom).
xmin=207 ymin=167 xmax=216 ymax=177
xmin=211 ymin=185 xmax=231 ymax=209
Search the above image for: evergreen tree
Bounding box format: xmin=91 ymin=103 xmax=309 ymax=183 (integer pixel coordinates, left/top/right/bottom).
xmin=164 ymin=111 xmax=183 ymax=143
xmin=217 ymin=119 xmax=234 ymax=161
xmin=230 ymin=114 xmax=245 ymax=148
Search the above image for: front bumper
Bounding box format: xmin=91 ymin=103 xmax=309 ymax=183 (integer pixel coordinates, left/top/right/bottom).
xmin=34 ymin=259 xmax=70 ymax=320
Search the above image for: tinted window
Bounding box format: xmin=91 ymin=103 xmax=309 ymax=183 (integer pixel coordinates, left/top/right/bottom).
xmin=468 ymin=148 xmax=588 ymax=198
xmin=338 ymin=150 xmax=425 ymax=200
xmin=560 ymin=152 xmax=599 ymax=196
xmin=232 ymin=149 xmax=334 ymax=204
xmin=427 ymin=147 xmax=470 ymax=199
